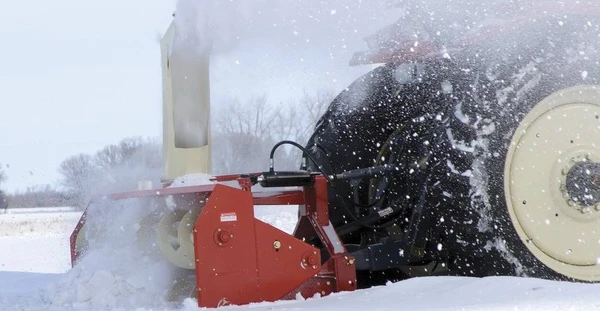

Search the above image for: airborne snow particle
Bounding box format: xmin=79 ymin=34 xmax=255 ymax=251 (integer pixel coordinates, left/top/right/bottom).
xmin=441 ymin=80 xmax=453 ymax=94
xmin=437 ymin=243 xmax=443 ymax=251
xmin=330 ymin=9 xmax=336 ymax=15
xmin=582 ymin=71 xmax=589 ymax=79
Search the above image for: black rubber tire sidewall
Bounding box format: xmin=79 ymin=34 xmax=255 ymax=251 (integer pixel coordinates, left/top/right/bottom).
xmin=459 ymin=19 xmax=600 ymax=280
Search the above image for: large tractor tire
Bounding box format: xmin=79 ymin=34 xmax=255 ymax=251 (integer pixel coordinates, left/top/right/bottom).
xmin=305 ymin=63 xmax=445 ymax=238
xmin=456 ymin=20 xmax=600 ymax=281
xmin=307 ymin=15 xmax=600 ymax=282
xmin=479 ymin=84 xmax=600 ymax=281
xmin=305 ymin=59 xmax=481 ymax=282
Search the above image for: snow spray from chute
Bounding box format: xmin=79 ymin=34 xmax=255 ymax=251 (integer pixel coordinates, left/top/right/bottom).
xmin=168 ymin=0 xmax=291 ymax=149
xmin=44 ymin=174 xmax=217 ymax=309
xmin=166 ymin=0 xmax=535 ymax=151
xmin=170 ymin=1 xmax=212 ymax=149
xmin=167 ymin=0 xmax=398 ymax=151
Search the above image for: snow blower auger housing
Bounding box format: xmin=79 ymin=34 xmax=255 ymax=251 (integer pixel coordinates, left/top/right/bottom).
xmin=70 ymin=173 xmax=357 ymax=308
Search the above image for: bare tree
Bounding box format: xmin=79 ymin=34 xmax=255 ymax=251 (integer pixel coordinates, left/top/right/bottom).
xmin=0 ymin=164 xmax=7 ymax=211
xmin=58 ymin=137 xmax=162 ymax=207
xmin=95 ymin=137 xmax=161 ymax=170
xmin=269 ymin=90 xmax=335 ymax=169
xmin=59 ymin=154 xmax=101 ymax=207
xmin=211 ymin=90 xmax=333 ymax=174
xmin=56 ymin=89 xmax=333 ymax=207
xmin=0 ymin=163 xmax=6 ymax=188
xmin=0 ymin=190 xmax=7 ymax=211
xmin=288 ymin=90 xmax=335 ymax=144
xmin=94 ymin=137 xmax=162 ymax=188
xmin=7 ymin=185 xmax=68 ymax=208
xmin=212 ymin=95 xmax=279 ymax=174
xmin=217 ymin=95 xmax=277 ymax=139
xmin=101 ymin=137 xmax=161 ymax=186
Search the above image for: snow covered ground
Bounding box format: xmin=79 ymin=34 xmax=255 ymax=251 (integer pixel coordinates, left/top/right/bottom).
xmin=0 ymin=207 xmax=81 ymax=274
xmin=2 ymin=206 xmax=600 ymax=311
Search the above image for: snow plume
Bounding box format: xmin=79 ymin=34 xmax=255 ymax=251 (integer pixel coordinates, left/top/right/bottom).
xmin=374 ymin=0 xmax=515 ymax=48
xmin=59 ymin=137 xmax=162 ymax=208
xmin=171 ymin=0 xmax=399 ymax=107
xmin=172 ymin=0 xmax=395 ymax=56
xmin=44 ymin=198 xmax=183 ymax=310
xmin=37 ymin=189 xmax=297 ymax=310
xmin=169 ymin=0 xmax=400 ymax=152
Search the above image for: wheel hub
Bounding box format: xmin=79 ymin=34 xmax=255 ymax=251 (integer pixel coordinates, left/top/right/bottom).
xmin=505 ymin=85 xmax=600 ymax=281
xmin=563 ymin=159 xmax=600 ymax=210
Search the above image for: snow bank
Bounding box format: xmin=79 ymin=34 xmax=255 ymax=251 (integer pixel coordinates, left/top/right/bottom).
xmin=0 ymin=235 xmax=74 ymax=274
xmin=43 ymin=198 xmax=181 ymax=310
xmin=0 ymin=210 xmax=81 ymax=237
xmin=2 ymin=207 xmax=78 ymax=214
xmin=6 ymin=205 xmax=600 ymax=310
xmin=7 ymin=271 xmax=600 ymax=311
xmin=176 ymin=276 xmax=600 ymax=311
xmin=0 ymin=209 xmax=81 ymax=273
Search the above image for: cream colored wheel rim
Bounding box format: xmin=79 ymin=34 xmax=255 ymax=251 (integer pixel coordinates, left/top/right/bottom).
xmin=156 ymin=208 xmax=200 ymax=269
xmin=505 ymin=85 xmax=600 ymax=281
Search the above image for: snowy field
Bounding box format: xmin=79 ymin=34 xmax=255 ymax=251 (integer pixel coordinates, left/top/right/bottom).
xmin=0 ymin=207 xmax=81 ymax=273
xmin=2 ymin=207 xmax=600 ymax=311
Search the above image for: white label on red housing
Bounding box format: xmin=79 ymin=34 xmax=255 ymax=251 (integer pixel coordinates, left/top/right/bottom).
xmin=220 ymin=212 xmax=237 ymax=222
xmin=377 ymin=207 xmax=393 ymax=218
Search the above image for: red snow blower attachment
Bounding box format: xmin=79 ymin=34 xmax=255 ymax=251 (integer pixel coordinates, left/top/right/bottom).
xmin=70 ymin=173 xmax=357 ymax=308
xmin=70 ymin=1 xmax=600 ymax=308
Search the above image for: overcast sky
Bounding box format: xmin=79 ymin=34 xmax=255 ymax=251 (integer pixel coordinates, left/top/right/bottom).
xmin=0 ymin=0 xmax=396 ymax=193
xmin=0 ymin=0 xmax=175 ymax=192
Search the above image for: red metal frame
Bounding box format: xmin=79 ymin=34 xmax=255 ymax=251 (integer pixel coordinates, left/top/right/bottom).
xmin=70 ymin=174 xmax=357 ymax=308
